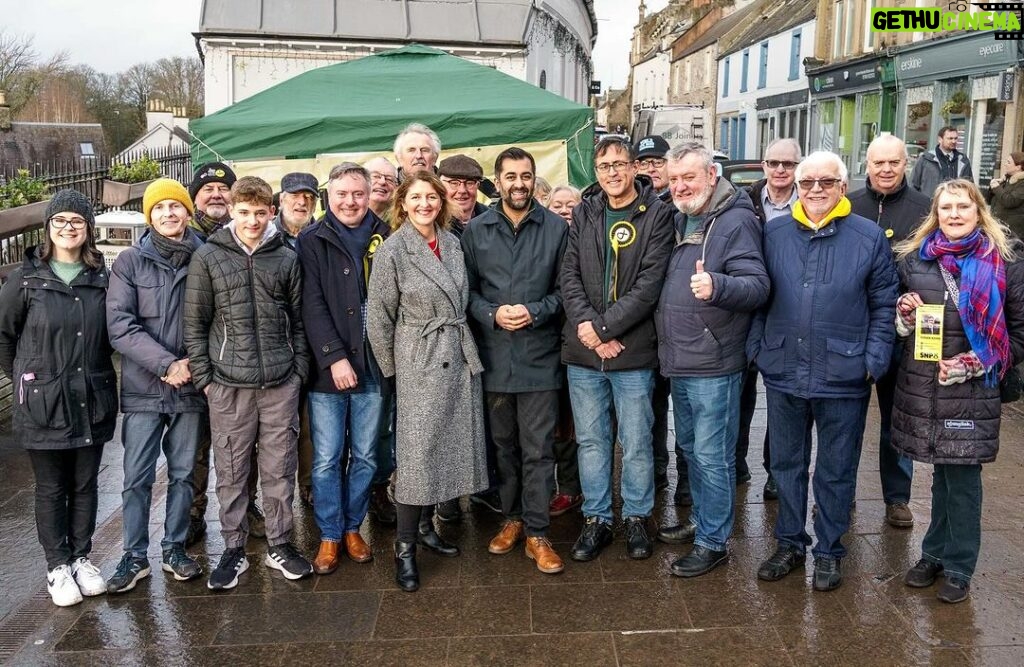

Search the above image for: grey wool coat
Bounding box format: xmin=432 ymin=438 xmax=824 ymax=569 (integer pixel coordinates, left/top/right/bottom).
xmin=366 ymin=221 xmax=489 ymax=505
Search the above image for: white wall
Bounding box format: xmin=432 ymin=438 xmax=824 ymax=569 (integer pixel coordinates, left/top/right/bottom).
xmin=716 ymin=20 xmax=816 ymax=157
xmin=632 ymin=52 xmax=671 ymax=109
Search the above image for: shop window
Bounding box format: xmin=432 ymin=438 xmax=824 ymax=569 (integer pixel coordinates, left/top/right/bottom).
xmin=789 ymin=29 xmax=801 ymax=81
xmin=818 ymin=100 xmax=836 ymax=153
xmin=839 ymin=97 xmax=856 ymax=173
xmin=741 ymin=49 xmax=749 ymax=93
xmin=856 ymin=93 xmax=881 ymax=176
xmin=758 ymin=42 xmax=768 ymax=89
xmin=976 ymin=101 xmax=1007 ymax=187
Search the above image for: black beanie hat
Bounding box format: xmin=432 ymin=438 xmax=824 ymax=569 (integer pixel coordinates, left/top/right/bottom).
xmin=189 ymin=162 xmax=237 ymax=201
xmin=44 ymin=189 xmax=95 ymax=227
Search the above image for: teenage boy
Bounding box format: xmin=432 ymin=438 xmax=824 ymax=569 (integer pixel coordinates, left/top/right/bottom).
xmin=184 ymin=176 xmax=312 ymax=590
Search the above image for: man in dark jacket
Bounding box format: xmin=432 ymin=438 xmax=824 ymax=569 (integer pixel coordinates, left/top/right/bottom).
xmin=296 ymin=162 xmax=389 ymax=575
xmin=106 ymin=179 xmax=206 ymax=594
xmin=849 ymin=134 xmax=931 ymax=530
xmin=561 ymin=136 xmax=675 ymax=562
xmin=910 ymin=126 xmax=974 ymax=196
xmin=184 ymin=176 xmax=312 ymax=590
xmin=188 ymin=161 xmax=236 ymax=237
xmin=739 ymin=137 xmax=802 ymax=501
xmin=654 ymin=143 xmax=769 ymax=577
xmin=748 ymin=151 xmax=898 ymax=592
xmin=462 ymin=147 xmax=569 ymax=575
xmin=273 ymin=172 xmax=319 ymax=249
xmin=440 ymin=154 xmax=489 ymax=239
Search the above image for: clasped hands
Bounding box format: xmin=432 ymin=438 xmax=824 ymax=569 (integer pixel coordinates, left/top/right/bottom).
xmin=578 ymin=321 xmax=624 ymax=360
xmin=162 ymin=358 xmax=192 ymax=389
xmin=496 ymin=304 xmax=533 ymax=331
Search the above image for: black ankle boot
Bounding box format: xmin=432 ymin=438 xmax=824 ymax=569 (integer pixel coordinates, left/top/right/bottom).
xmin=394 ymin=541 xmax=419 ymax=592
xmin=418 ymin=513 xmax=459 ymax=557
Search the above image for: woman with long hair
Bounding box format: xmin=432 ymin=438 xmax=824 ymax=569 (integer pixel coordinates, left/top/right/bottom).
xmin=892 ymin=179 xmax=1024 ymax=603
xmin=0 ymin=190 xmax=118 ymax=607
xmin=366 ymin=171 xmax=488 ymax=592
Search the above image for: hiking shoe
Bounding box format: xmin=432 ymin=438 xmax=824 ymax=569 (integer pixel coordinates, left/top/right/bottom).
xmin=107 ymin=553 xmax=151 ymax=594
xmin=162 ymin=546 xmax=203 ymax=581
xmin=265 ymin=543 xmax=313 ymax=580
xmin=937 ymin=576 xmax=970 ymax=604
xmin=885 ymin=502 xmax=914 ymax=528
xmin=70 ymin=557 xmax=106 ymax=597
xmin=208 ymin=547 xmax=248 ymax=591
xmin=624 ymin=516 xmax=653 ymax=560
xmin=904 ymin=558 xmax=944 ymax=588
xmin=247 ymin=502 xmax=266 ymax=538
xmin=47 ymin=565 xmax=83 ymax=607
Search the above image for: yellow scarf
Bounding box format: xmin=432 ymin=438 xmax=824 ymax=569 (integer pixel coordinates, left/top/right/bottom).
xmin=792 ymin=196 xmax=851 ymax=231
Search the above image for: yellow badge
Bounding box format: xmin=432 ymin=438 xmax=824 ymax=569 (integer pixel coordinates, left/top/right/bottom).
xmin=885 ymin=228 xmax=894 ymax=238
xmin=609 ymin=221 xmax=637 ymax=250
xmin=367 ymin=234 xmax=384 ymax=258
xmin=214 ymin=169 xmax=226 ymax=178
xmin=638 ymin=204 xmax=647 ymax=213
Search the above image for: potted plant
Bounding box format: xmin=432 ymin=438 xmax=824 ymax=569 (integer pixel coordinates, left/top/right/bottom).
xmin=940 ymin=89 xmax=970 ymax=121
xmin=0 ymin=169 xmax=50 ymax=237
xmin=102 ymin=155 xmax=162 ymax=206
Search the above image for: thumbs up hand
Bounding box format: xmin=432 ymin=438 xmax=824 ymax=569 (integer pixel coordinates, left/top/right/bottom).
xmin=690 ymin=259 xmax=713 ymax=301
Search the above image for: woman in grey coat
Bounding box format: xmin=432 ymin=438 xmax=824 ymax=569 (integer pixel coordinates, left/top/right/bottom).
xmin=367 ymin=171 xmax=488 ymax=592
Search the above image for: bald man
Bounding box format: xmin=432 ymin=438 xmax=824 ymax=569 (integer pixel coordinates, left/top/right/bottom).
xmin=848 ymin=134 xmax=930 ymax=531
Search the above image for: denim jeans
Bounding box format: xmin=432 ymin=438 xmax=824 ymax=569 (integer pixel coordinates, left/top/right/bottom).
xmin=653 ymin=374 xmax=689 ymax=488
xmin=672 ymin=373 xmax=742 ymax=551
xmin=766 ymin=389 xmax=869 ymax=559
xmin=921 ymin=463 xmax=982 ymax=581
xmin=567 ymin=365 xmax=655 ymax=521
xmin=309 ymin=384 xmax=384 ymax=540
xmin=121 ymin=411 xmax=202 ymax=557
xmin=874 ymin=366 xmax=914 ymax=504
xmin=28 ymin=445 xmax=104 ymax=570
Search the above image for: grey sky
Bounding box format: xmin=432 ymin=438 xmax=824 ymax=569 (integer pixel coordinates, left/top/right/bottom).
xmin=5 ymin=0 xmax=659 ymax=90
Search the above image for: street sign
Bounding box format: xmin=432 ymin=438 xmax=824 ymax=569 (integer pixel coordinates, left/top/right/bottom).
xmin=590 ymin=80 xmax=602 ymax=95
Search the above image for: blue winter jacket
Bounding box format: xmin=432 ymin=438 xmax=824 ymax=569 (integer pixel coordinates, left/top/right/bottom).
xmin=746 ymin=208 xmax=899 ymax=399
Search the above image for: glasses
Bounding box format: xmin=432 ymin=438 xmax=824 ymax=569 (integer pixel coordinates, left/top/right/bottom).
xmin=797 ymin=178 xmax=840 ymax=191
xmin=764 ymin=160 xmax=798 ymax=171
xmin=637 ymin=158 xmax=666 ymax=169
xmin=595 ymin=161 xmax=632 ymax=174
xmin=441 ymin=178 xmax=479 ymax=190
xmin=369 ymin=172 xmax=398 ymax=186
xmin=49 ymin=216 xmax=88 ymax=230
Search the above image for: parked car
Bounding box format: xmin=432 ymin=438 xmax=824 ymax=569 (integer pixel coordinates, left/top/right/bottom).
xmin=716 ymin=160 xmax=764 ymax=187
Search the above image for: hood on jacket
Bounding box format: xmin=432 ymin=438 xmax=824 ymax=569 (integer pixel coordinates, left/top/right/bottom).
xmin=793 ymin=196 xmax=852 ymax=231
xmin=676 ymin=177 xmax=753 ymax=245
xmin=224 ymin=219 xmax=281 ymax=255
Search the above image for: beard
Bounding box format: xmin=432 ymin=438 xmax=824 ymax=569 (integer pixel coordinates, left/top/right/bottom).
xmin=675 ymin=181 xmax=715 ymax=216
xmin=502 ymin=187 xmax=533 ymax=211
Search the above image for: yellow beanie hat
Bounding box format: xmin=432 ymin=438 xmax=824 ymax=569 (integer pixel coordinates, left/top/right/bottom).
xmin=142 ymin=178 xmax=195 ymax=224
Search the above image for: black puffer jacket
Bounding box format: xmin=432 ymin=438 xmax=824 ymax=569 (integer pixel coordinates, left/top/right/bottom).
xmin=183 ymin=225 xmax=309 ymax=390
xmin=560 ymin=175 xmax=675 ymax=371
xmin=848 ymin=177 xmax=931 ymax=249
xmin=0 ymin=249 xmax=118 ymax=450
xmin=892 ymin=247 xmax=1024 ymax=465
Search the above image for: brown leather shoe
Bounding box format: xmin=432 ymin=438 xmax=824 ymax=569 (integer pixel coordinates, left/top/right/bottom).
xmin=313 ymin=540 xmax=340 ymax=575
xmin=345 ymin=532 xmax=374 ymax=563
xmin=488 ymin=519 xmax=525 ymax=555
xmin=526 ymin=536 xmax=564 ymax=574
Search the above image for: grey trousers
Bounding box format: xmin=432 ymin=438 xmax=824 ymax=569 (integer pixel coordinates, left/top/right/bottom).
xmin=208 ymin=379 xmax=301 ymax=548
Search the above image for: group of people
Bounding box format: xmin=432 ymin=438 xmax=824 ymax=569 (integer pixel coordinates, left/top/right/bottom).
xmin=1 ymin=121 xmax=1021 ymax=609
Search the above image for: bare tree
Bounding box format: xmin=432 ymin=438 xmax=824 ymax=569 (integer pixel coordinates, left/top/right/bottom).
xmin=150 ymin=57 xmax=204 ymax=116
xmin=0 ymin=30 xmax=67 ymax=115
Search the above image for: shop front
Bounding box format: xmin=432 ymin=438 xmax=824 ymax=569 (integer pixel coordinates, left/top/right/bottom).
xmin=755 ymin=89 xmax=810 ymax=157
xmin=807 ymin=56 xmax=895 ymax=179
xmin=893 ymin=32 xmax=1018 ymax=187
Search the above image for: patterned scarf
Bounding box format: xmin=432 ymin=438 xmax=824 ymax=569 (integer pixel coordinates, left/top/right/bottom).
xmin=920 ymin=228 xmax=1010 ymax=384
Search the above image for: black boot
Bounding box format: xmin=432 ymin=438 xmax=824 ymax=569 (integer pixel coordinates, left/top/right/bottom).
xmin=417 ymin=511 xmax=459 ymax=557
xmin=394 ymin=541 xmax=419 ymax=592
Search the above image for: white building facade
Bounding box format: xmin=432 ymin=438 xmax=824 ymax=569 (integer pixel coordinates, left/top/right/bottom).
xmin=197 ymin=0 xmax=596 ymax=114
xmin=716 ymin=9 xmax=815 ymax=159
xmin=632 ymin=51 xmax=672 ymax=110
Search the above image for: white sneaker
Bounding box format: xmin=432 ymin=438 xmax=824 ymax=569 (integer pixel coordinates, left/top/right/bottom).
xmin=70 ymin=557 xmax=107 ymax=597
xmin=47 ymin=565 xmax=83 ymax=607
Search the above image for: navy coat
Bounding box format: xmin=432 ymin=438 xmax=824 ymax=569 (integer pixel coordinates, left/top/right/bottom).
xmin=746 ymin=208 xmax=899 ymax=399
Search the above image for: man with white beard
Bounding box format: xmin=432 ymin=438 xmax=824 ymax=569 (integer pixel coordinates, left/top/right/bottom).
xmin=653 ymin=142 xmax=769 ymax=578
xmin=188 ymin=162 xmax=237 ymax=237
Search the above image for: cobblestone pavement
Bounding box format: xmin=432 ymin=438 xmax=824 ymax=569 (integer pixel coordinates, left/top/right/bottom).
xmin=1 ymin=391 xmax=1023 ymax=666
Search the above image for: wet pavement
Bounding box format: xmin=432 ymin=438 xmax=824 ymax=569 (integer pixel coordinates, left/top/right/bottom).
xmin=1 ymin=389 xmax=1023 ymax=666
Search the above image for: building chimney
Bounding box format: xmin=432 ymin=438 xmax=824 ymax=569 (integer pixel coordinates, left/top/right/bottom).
xmin=0 ymin=90 xmax=11 ymax=132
